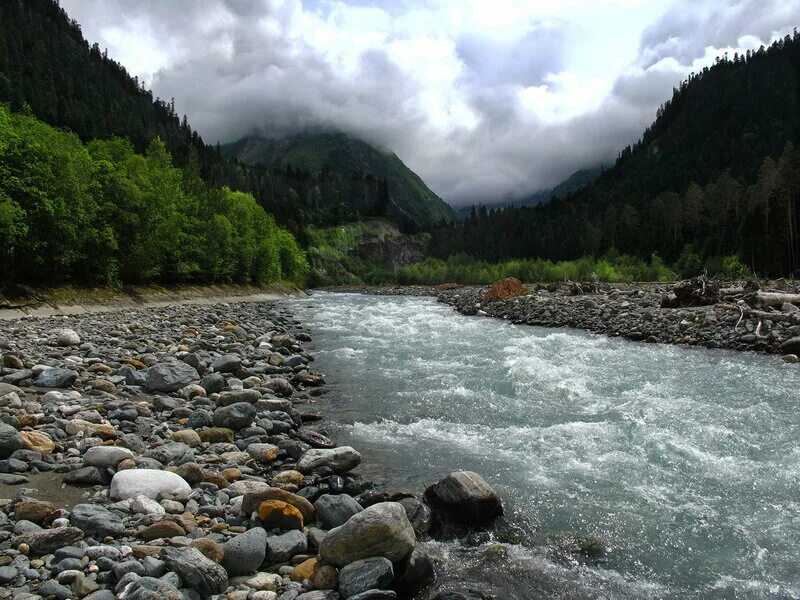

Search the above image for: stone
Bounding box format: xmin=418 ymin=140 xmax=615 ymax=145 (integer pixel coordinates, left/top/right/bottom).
xmin=258 ymin=500 xmax=304 ymax=530
xmin=200 ymin=372 xmax=226 ymax=394
xmin=70 ymin=503 xmax=125 ymax=537
xmin=247 ymin=443 xmax=280 ymax=463
xmin=131 ymin=495 xmax=166 ymax=517
xmin=0 ymin=423 xmax=23 ymax=458
xmin=221 ymin=526 xmax=268 ymax=575
xmin=395 ymin=546 xmax=436 ymax=596
xmin=117 ymin=577 xmax=184 ymax=600
xmin=423 ymin=471 xmax=503 ymax=527
xmin=190 ymin=537 xmax=224 ymax=563
xmin=272 ymin=470 xmax=304 ymax=486
xmin=315 ymin=494 xmax=363 ymax=530
xmin=265 ymin=529 xmax=307 ymax=563
xmin=19 ymin=430 xmax=55 ymax=453
xmin=291 ymin=557 xmax=321 ymax=582
xmin=138 ymin=520 xmax=184 ymax=541
xmin=295 ymin=592 xmax=340 ymax=600
xmin=297 ymin=447 xmax=362 ymax=474
xmin=338 ymin=557 xmax=394 ymax=598
xmin=145 ymin=359 xmax=200 ymax=393
xmin=782 ymin=353 xmax=799 ymax=363
xmin=170 ymin=429 xmax=201 ymax=447
xmin=15 ymin=500 xmax=55 ymax=524
xmin=161 ymin=546 xmax=228 ymax=596
xmin=13 ymin=527 xmax=83 ymax=555
xmin=319 ymin=502 xmax=416 ymax=567
xmin=213 ymin=402 xmax=256 ymax=430
xmin=246 ymin=572 xmax=282 ymax=592
xmin=83 ymin=445 xmax=134 ymax=468
xmin=398 ymin=498 xmax=432 ymax=538
xmin=780 ymin=336 xmax=800 ymax=355
xmin=217 ymin=389 xmax=261 ymax=406
xmin=166 ymin=462 xmax=204 ymax=484
xmin=348 ymin=592 xmax=396 ymax=600
xmin=433 ymin=591 xmax=492 ymax=600
xmin=243 ymin=488 xmax=315 ymax=523
xmin=212 ymin=354 xmax=242 ymax=373
xmin=55 ymin=328 xmax=81 ymax=346
xmin=198 ymin=427 xmax=234 ymax=443
xmin=63 ymin=466 xmax=107 ymax=485
xmin=265 ymin=377 xmax=294 ymax=397
xmin=110 ymin=469 xmax=192 ymax=500
xmin=2 ymin=353 xmax=24 ymax=369
xmin=39 ymin=580 xmax=73 ymax=600
xmin=35 ymin=367 xmax=79 ymax=388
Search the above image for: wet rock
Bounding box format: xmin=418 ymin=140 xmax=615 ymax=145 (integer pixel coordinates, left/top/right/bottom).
xmin=162 ymin=546 xmax=228 ymax=596
xmin=780 ymin=336 xmax=800 ymax=355
xmin=398 ymin=497 xmax=432 ymax=538
xmin=221 ymin=526 xmax=268 ymax=575
xmin=338 ymin=557 xmax=394 ymax=598
xmin=319 ymin=502 xmax=416 ymax=567
xmin=424 ymin=471 xmax=502 ymax=529
xmin=395 ymin=546 xmax=436 ymax=596
xmin=146 ymin=359 xmax=200 ymax=393
xmin=315 ymin=494 xmax=363 ymax=530
xmin=297 ymin=447 xmax=362 ymax=474
xmin=110 ymin=469 xmax=191 ymax=500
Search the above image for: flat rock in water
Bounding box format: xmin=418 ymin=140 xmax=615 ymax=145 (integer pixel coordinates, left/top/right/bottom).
xmin=423 ymin=471 xmax=503 ymax=527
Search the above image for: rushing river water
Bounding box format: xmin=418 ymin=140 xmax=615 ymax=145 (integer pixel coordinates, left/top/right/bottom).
xmin=291 ymin=292 xmax=800 ymax=599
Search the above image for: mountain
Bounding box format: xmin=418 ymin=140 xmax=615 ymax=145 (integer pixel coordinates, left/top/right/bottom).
xmin=223 ymin=133 xmax=457 ymax=231
xmin=431 ymin=33 xmax=800 ymax=276
xmin=456 ymin=166 xmax=604 ymax=216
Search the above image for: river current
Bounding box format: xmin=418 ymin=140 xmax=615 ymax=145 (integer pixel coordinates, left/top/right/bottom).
xmin=290 ymin=292 xmax=800 ymax=599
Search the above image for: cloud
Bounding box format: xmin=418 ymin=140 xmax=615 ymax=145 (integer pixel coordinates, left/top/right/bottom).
xmin=60 ymin=0 xmax=800 ymax=206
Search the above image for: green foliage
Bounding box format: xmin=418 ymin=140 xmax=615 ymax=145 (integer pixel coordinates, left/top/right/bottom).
xmin=0 ymin=105 xmax=307 ymax=286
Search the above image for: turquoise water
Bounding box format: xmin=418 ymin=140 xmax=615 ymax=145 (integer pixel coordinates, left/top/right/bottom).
xmin=291 ymin=292 xmax=800 ymax=599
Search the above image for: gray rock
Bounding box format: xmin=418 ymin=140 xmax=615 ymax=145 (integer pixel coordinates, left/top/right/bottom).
xmin=0 ymin=473 xmax=28 ymax=484
xmin=83 ymin=591 xmax=116 ymax=600
xmin=213 ymin=402 xmax=256 ymax=430
xmin=265 ymin=529 xmax=307 ymax=563
xmin=110 ymin=469 xmax=191 ymax=500
xmin=200 ymin=373 xmax=226 ymax=394
xmin=161 ymin=546 xmax=228 ymax=596
xmin=338 ymin=557 xmax=394 ymax=598
xmin=70 ymin=504 xmax=125 ymax=537
xmin=63 ymin=466 xmax=107 ymax=485
xmin=297 ymin=447 xmax=361 ymax=474
xmin=319 ymin=502 xmax=416 ymax=567
xmin=314 ymin=494 xmax=363 ymax=530
xmin=395 ymin=546 xmax=435 ymax=596
xmin=146 ymin=359 xmax=200 ymax=393
xmin=0 ymin=565 xmax=17 ymax=584
xmin=423 ymin=471 xmax=503 ymax=527
xmin=295 ymin=592 xmax=340 ymax=600
xmin=217 ymin=389 xmax=261 ymax=406
xmin=83 ymin=445 xmax=134 ymax=468
xmin=212 ymin=354 xmax=242 ymax=373
xmin=38 ymin=579 xmax=73 ymax=600
xmin=117 ymin=577 xmax=184 ymax=600
xmin=0 ymin=423 xmax=23 ymax=459
xmin=221 ymin=526 xmax=268 ymax=576
xmin=348 ymin=591 xmax=397 ymax=600
xmin=55 ymin=328 xmax=81 ymax=346
xmin=780 ymin=336 xmax=800 ymax=355
xmin=398 ymin=498 xmax=432 ymax=538
xmin=35 ymin=367 xmax=79 ymax=388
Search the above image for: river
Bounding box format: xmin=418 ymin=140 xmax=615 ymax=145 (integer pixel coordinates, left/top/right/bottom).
xmin=290 ymin=292 xmax=800 ymax=599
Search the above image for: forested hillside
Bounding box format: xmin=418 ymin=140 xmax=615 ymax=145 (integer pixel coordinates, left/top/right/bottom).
xmin=224 ymin=134 xmax=456 ymax=231
xmin=432 ymin=32 xmax=800 ymax=276
xmin=0 ymin=0 xmax=451 ymax=237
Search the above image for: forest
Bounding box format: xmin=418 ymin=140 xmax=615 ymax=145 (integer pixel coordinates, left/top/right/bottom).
xmin=0 ymin=105 xmax=308 ymax=286
xmin=431 ymin=32 xmax=800 ymax=278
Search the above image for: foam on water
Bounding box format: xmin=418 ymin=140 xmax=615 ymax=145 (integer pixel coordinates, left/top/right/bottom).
xmin=291 ymin=293 xmax=800 ymax=599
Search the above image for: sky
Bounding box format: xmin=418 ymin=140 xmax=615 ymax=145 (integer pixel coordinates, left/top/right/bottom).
xmin=61 ymin=0 xmax=799 ymax=207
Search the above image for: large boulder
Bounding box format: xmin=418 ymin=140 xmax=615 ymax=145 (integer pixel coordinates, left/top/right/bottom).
xmin=161 ymin=546 xmax=228 ymax=596
xmin=297 ymin=446 xmax=362 ymax=474
xmin=221 ymin=526 xmax=268 ymax=575
xmin=423 ymin=471 xmax=502 ymax=528
xmin=110 ymin=469 xmax=191 ymax=500
xmin=0 ymin=423 xmax=23 ymax=459
xmin=338 ymin=557 xmax=394 ymax=598
xmin=319 ymin=502 xmax=416 ymax=567
xmin=146 ymin=359 xmax=199 ymax=393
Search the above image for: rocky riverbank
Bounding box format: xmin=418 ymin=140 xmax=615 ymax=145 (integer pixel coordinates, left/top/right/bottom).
xmin=0 ymin=299 xmax=503 ymax=600
xmin=330 ymin=281 xmax=800 ymax=357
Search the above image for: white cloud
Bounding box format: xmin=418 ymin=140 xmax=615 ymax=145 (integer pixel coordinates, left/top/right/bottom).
xmin=61 ymin=0 xmax=800 ymax=206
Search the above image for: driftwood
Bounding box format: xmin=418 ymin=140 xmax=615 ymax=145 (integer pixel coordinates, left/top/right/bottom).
xmin=748 ymin=291 xmax=800 ymax=308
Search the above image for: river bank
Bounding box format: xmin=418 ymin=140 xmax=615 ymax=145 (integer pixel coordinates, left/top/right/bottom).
xmin=0 ymin=298 xmax=493 ymax=600
xmin=328 ymin=281 xmax=800 ymax=356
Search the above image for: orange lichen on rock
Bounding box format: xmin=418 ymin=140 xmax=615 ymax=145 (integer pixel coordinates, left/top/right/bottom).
xmin=482 ymin=278 xmax=529 ymax=303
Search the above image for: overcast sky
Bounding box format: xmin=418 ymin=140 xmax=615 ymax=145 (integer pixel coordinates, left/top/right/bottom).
xmin=61 ymin=0 xmax=799 ymax=206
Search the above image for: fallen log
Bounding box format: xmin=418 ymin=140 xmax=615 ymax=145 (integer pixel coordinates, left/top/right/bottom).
xmin=749 ymin=291 xmax=800 ymax=308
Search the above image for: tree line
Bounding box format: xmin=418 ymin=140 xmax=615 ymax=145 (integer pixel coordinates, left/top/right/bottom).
xmin=0 ymin=105 xmax=308 ymax=286
xmin=432 ymin=32 xmax=800 ymax=277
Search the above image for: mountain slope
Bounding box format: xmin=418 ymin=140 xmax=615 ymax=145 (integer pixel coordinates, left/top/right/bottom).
xmin=431 ymin=33 xmax=800 ymax=276
xmin=223 ymin=133 xmax=457 ymax=230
